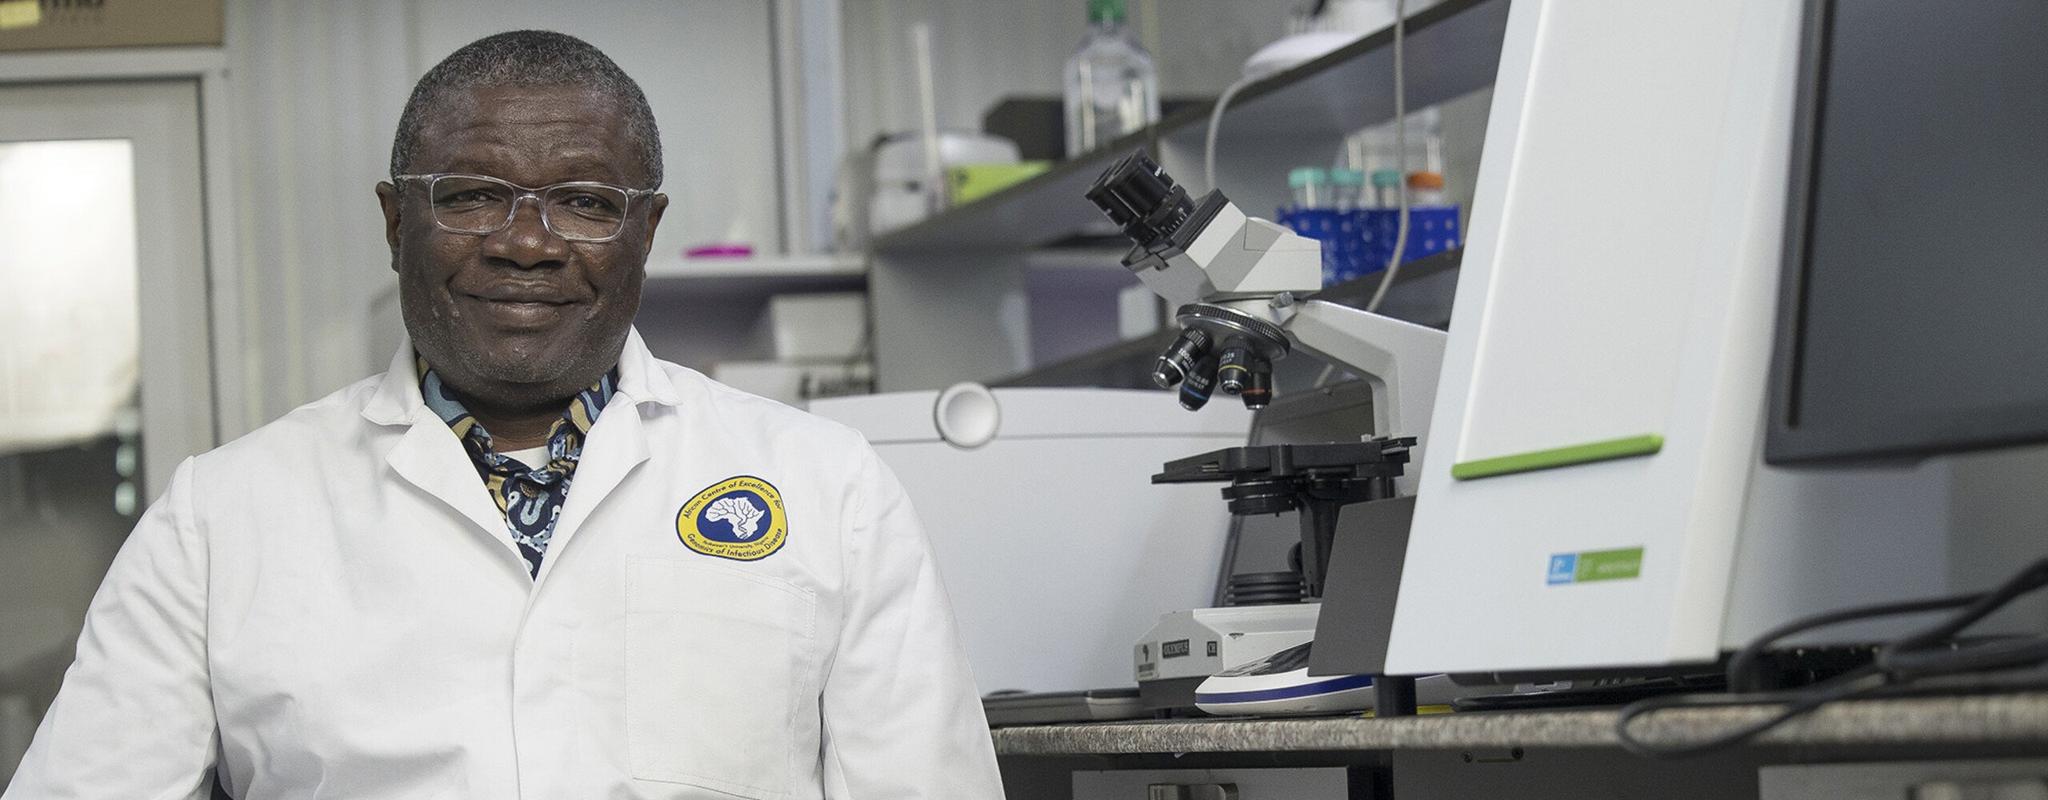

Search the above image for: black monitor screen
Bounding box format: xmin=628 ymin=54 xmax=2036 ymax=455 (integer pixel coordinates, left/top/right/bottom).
xmin=1768 ymin=0 xmax=2048 ymax=464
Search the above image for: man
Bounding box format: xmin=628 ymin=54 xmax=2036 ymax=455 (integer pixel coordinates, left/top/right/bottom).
xmin=5 ymin=31 xmax=1003 ymax=799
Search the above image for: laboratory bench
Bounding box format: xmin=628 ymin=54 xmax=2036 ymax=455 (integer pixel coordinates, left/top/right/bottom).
xmin=993 ymin=690 xmax=2048 ymax=799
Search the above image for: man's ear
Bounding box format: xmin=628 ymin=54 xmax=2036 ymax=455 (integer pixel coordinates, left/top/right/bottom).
xmin=376 ymin=181 xmax=403 ymax=268
xmin=640 ymin=193 xmax=669 ymax=261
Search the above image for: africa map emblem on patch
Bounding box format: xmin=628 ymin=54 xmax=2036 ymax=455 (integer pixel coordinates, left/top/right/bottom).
xmin=677 ymin=476 xmax=788 ymax=561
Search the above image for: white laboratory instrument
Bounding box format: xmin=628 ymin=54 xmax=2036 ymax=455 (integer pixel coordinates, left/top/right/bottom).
xmin=1194 ymin=641 xmax=1370 ymax=717
xmin=1382 ymin=0 xmax=1947 ymax=679
xmin=1194 ymin=644 xmax=1465 ymax=717
xmin=808 ymin=384 xmax=1252 ymax=694
xmin=1133 ymin=604 xmax=1320 ymax=708
xmin=746 ymin=292 xmax=868 ymax=363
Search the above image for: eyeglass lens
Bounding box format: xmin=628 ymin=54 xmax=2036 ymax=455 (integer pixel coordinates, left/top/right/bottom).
xmin=427 ymin=175 xmax=630 ymax=241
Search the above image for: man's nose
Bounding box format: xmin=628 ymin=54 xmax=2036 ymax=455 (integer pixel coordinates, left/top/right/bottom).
xmin=481 ymin=195 xmax=569 ymax=269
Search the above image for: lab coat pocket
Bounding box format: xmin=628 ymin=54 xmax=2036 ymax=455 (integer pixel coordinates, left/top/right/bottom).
xmin=626 ymin=557 xmax=816 ymax=797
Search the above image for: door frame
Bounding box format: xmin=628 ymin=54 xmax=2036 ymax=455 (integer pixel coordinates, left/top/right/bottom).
xmin=0 ymin=47 xmax=248 ymax=460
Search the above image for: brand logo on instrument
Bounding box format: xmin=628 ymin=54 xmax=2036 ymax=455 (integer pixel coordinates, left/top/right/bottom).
xmin=1546 ymin=547 xmax=1644 ymax=586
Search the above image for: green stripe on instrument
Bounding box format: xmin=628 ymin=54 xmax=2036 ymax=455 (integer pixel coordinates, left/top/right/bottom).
xmin=1451 ymin=434 xmax=1664 ymax=480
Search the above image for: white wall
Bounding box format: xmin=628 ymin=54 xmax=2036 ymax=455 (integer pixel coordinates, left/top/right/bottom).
xmin=411 ymin=1 xmax=782 ymax=261
xmin=222 ymin=0 xmax=416 ymax=434
xmin=220 ymin=0 xmax=784 ymax=435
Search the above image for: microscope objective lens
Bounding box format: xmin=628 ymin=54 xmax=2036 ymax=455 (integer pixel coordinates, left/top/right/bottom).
xmin=1216 ymin=337 xmax=1253 ymax=396
xmin=1152 ymin=328 xmax=1212 ymax=389
xmin=1178 ymin=352 xmax=1220 ymax=411
xmin=1241 ymin=360 xmax=1273 ymax=409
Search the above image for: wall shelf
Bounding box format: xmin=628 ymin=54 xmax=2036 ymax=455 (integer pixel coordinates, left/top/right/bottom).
xmin=868 ymin=0 xmax=1507 ymax=256
xmin=632 ymin=253 xmax=867 ymax=375
xmin=864 ymin=0 xmax=1507 ymax=392
xmin=643 ymin=253 xmax=866 ymax=300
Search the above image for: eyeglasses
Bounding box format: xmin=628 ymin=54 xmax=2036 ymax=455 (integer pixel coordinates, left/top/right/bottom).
xmin=393 ymin=173 xmax=659 ymax=243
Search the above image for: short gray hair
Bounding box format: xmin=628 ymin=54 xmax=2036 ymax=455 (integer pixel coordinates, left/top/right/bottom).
xmin=389 ymin=30 xmax=663 ymax=187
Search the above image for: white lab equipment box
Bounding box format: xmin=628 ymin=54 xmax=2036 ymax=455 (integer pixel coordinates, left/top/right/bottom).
xmin=748 ymin=292 xmax=867 ymax=362
xmin=810 ymin=386 xmax=1252 ymax=694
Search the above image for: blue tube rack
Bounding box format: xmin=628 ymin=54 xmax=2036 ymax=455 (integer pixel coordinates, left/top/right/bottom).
xmin=1277 ymin=206 xmax=1462 ymax=287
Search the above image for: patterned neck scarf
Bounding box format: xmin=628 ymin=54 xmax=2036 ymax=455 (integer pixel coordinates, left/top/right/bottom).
xmin=417 ymin=357 xmax=619 ymax=579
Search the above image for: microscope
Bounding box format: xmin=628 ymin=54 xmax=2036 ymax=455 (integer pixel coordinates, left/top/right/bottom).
xmin=1086 ymin=150 xmax=1450 ymax=716
xmin=1082 ymin=149 xmax=1445 ymax=495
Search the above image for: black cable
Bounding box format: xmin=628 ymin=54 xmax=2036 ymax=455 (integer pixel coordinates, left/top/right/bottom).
xmin=1882 ymin=560 xmax=2048 ymax=665
xmin=1725 ymin=593 xmax=1983 ymax=692
xmin=1617 ymin=556 xmax=2048 ymax=758
xmin=1615 ymin=665 xmax=1885 ymax=758
xmin=1885 ymin=637 xmax=2048 ymax=680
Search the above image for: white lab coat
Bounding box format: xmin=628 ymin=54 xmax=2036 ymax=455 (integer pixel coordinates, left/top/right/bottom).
xmin=5 ymin=330 xmax=1005 ymax=800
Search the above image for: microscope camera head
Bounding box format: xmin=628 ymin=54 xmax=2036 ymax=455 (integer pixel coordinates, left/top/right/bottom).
xmin=1084 ymin=150 xmax=1322 ymax=310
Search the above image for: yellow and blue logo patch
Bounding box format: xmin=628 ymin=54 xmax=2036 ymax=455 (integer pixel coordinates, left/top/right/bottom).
xmin=677 ymin=476 xmax=788 ymax=561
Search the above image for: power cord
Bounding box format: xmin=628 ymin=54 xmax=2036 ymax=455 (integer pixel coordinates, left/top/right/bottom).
xmin=1615 ymin=556 xmax=2048 ymax=758
xmin=1364 ymin=0 xmax=1410 ymax=314
xmin=1204 ymin=76 xmax=1259 ymax=193
xmin=1311 ymin=0 xmax=1410 ymax=393
xmin=1724 ymin=593 xmax=1984 ymax=693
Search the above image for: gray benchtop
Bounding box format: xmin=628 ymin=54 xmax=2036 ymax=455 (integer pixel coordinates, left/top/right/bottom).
xmin=991 ymin=692 xmax=2048 ymax=756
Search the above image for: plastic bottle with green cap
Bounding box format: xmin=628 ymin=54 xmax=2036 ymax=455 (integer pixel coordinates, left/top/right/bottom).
xmin=1288 ymin=167 xmax=1331 ymax=210
xmin=1064 ymin=0 xmax=1160 ymax=156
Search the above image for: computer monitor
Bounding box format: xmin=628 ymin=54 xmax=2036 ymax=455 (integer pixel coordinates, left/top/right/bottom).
xmin=1767 ymin=0 xmax=2048 ymax=465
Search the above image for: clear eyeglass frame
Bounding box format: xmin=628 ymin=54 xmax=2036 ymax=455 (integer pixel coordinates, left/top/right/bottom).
xmin=392 ymin=172 xmax=660 ymax=243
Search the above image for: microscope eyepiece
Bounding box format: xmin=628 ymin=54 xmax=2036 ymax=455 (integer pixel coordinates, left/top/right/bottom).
xmin=1085 ymin=150 xmax=1197 ymax=249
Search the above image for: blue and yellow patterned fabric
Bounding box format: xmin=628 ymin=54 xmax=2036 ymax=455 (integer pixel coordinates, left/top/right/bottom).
xmin=418 ymin=357 xmax=619 ymax=579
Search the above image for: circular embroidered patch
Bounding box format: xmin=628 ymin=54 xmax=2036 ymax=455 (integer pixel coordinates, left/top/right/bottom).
xmin=676 ymin=476 xmax=788 ymax=561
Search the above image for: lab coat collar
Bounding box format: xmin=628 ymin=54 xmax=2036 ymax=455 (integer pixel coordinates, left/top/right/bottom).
xmin=360 ymin=327 xmax=681 ymax=428
xmin=360 ymin=328 xmax=676 ymax=576
xmin=536 ymin=331 xmax=663 ymax=582
xmin=613 ymin=327 xmax=685 ymax=409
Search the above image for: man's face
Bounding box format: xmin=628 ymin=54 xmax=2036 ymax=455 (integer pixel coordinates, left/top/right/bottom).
xmin=376 ymin=84 xmax=667 ymax=412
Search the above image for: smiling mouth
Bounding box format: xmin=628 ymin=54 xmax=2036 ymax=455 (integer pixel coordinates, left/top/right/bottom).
xmin=458 ymin=292 xmax=585 ymax=327
xmin=464 ymin=292 xmax=578 ymax=307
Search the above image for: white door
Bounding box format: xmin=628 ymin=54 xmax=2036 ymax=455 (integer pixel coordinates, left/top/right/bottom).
xmin=0 ymin=79 xmax=214 ymax=784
